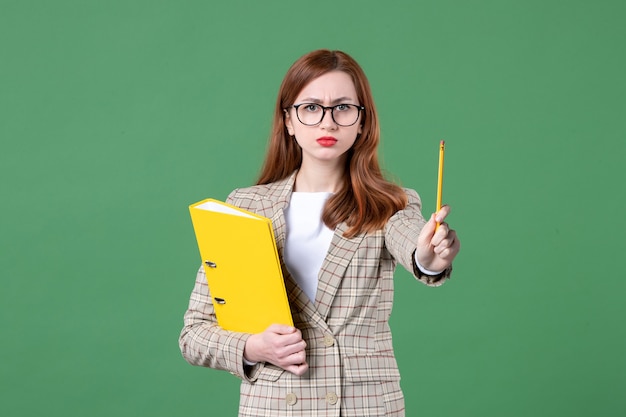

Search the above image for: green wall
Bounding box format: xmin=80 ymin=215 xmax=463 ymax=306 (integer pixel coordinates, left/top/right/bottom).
xmin=1 ymin=1 xmax=624 ymax=416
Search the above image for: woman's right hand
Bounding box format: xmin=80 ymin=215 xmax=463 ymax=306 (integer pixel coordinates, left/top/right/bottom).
xmin=244 ymin=324 xmax=308 ymax=376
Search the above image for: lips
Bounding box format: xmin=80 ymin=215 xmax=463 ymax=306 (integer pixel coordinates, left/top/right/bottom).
xmin=317 ymin=136 xmax=337 ymax=147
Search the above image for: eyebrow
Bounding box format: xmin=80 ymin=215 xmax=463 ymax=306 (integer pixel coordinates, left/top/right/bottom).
xmin=299 ymin=96 xmax=357 ymax=105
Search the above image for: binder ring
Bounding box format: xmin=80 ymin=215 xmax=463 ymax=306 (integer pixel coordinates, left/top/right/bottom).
xmin=204 ymin=260 xmax=217 ymax=268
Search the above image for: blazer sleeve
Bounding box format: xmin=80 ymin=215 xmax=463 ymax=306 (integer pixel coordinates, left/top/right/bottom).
xmin=179 ymin=267 xmax=262 ymax=380
xmin=179 ymin=188 xmax=271 ymax=381
xmin=384 ymin=188 xmax=452 ymax=286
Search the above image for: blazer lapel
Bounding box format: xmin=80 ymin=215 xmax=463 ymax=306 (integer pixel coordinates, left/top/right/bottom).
xmin=275 ymin=223 xmax=329 ymax=329
xmin=267 ymin=174 xmax=293 ymax=259
xmin=314 ymin=223 xmax=365 ymax=321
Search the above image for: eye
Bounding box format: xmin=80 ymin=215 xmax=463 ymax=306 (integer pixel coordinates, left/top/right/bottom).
xmin=335 ymin=104 xmax=350 ymax=112
xmin=302 ymin=104 xmax=321 ymax=112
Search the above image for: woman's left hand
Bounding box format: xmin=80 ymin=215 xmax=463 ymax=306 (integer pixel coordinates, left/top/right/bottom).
xmin=416 ymin=205 xmax=460 ymax=272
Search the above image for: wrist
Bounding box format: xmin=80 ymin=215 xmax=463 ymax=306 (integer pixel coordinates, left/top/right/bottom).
xmin=243 ymin=333 xmax=261 ymax=364
xmin=414 ymin=252 xmax=445 ymax=276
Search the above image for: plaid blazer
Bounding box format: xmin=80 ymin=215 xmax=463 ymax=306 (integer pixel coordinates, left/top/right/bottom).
xmin=179 ymin=172 xmax=451 ymax=416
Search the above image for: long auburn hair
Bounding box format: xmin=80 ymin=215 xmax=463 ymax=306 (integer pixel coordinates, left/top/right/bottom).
xmin=257 ymin=49 xmax=408 ymax=238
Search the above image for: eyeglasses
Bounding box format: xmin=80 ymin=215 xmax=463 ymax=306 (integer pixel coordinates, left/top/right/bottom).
xmin=289 ymin=103 xmax=365 ymax=127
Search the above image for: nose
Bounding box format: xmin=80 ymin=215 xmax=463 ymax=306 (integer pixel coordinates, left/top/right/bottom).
xmin=319 ymin=107 xmax=338 ymax=129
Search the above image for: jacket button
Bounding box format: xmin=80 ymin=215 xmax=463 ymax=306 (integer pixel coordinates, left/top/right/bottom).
xmin=323 ymin=334 xmax=335 ymax=347
xmin=326 ymin=392 xmax=338 ymax=405
xmin=286 ymin=393 xmax=297 ymax=406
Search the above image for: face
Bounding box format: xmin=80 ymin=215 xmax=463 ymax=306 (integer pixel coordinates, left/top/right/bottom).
xmin=285 ymin=71 xmax=362 ymax=167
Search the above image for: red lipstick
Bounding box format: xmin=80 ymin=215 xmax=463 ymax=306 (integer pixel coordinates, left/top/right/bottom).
xmin=317 ymin=136 xmax=337 ymax=147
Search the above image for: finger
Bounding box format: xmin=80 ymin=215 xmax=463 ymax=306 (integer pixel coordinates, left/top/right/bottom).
xmin=280 ymin=328 xmax=304 ymax=347
xmin=277 ymin=346 xmax=307 ymax=368
xmin=431 ymin=222 xmax=450 ymax=246
xmin=447 ymin=231 xmax=461 ymax=255
xmin=434 ymin=244 xmax=457 ymax=260
xmin=285 ymin=361 xmax=309 ymax=376
xmin=417 ymin=213 xmax=437 ymax=246
xmin=434 ymin=230 xmax=460 ymax=258
xmin=435 ymin=204 xmax=451 ymax=223
xmin=288 ymin=348 xmax=307 ymax=364
xmin=277 ymin=339 xmax=307 ymax=359
xmin=433 ymin=228 xmax=456 ymax=250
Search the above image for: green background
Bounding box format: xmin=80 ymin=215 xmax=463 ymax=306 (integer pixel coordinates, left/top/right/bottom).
xmin=1 ymin=1 xmax=624 ymax=416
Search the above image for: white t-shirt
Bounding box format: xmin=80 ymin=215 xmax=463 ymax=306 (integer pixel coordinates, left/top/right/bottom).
xmin=283 ymin=192 xmax=334 ymax=302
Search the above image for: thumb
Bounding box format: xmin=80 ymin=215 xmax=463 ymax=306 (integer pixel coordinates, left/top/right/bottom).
xmin=265 ymin=324 xmax=297 ymax=335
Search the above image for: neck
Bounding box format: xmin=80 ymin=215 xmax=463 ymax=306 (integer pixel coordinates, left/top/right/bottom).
xmin=295 ymin=160 xmax=345 ymax=193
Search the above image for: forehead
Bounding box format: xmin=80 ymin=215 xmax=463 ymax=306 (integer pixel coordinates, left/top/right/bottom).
xmin=295 ymin=71 xmax=358 ymax=102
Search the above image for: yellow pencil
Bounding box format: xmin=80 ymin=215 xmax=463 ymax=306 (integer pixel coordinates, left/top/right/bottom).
xmin=436 ymin=140 xmax=445 ymax=230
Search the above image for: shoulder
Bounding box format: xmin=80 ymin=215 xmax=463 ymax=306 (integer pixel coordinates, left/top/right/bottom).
xmin=401 ymin=187 xmax=422 ymax=210
xmin=226 ymin=175 xmax=294 ymax=213
xmin=226 ymin=184 xmax=276 ymax=209
xmin=228 ymin=183 xmax=276 ymax=200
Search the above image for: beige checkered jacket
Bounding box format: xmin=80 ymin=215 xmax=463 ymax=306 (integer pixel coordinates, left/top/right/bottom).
xmin=179 ymin=172 xmax=451 ymax=416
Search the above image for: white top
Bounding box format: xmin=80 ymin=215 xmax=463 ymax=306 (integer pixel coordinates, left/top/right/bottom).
xmin=283 ymin=192 xmax=334 ymax=302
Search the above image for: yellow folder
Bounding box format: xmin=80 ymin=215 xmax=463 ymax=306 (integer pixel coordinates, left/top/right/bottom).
xmin=189 ymin=198 xmax=293 ymax=334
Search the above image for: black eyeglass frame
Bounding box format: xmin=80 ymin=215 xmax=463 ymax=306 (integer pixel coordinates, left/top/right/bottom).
xmin=288 ymin=103 xmax=366 ymax=127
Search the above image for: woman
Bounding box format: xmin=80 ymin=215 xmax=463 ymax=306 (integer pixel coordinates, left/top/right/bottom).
xmin=179 ymin=49 xmax=460 ymax=416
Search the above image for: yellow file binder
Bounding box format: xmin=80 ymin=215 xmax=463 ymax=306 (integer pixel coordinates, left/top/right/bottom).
xmin=189 ymin=199 xmax=293 ymax=334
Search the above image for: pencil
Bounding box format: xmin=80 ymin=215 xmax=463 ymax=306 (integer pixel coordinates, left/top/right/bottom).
xmin=436 ymin=140 xmax=445 ymax=230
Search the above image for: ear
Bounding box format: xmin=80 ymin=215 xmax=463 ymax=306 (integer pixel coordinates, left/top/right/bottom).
xmin=284 ymin=110 xmax=295 ymax=136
